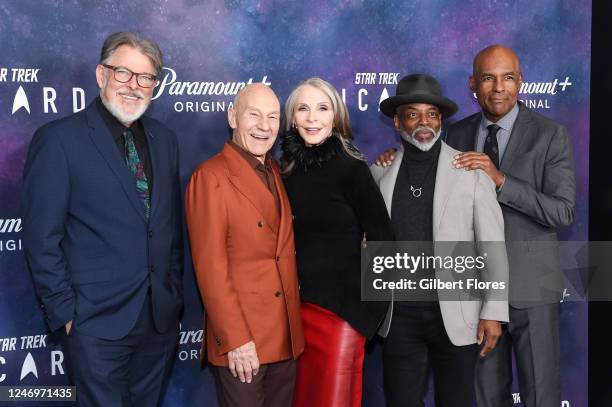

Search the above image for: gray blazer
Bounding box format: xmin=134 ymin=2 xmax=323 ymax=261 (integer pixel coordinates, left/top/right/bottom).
xmin=371 ymin=141 xmax=509 ymax=346
xmin=446 ymin=103 xmax=576 ymax=308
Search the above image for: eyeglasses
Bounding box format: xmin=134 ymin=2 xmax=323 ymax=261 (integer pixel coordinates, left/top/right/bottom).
xmin=102 ymin=64 xmax=157 ymax=88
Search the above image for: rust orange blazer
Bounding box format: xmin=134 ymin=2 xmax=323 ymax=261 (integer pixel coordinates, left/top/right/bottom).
xmin=185 ymin=142 xmax=304 ymax=367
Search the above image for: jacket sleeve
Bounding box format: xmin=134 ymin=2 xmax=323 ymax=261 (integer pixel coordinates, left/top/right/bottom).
xmin=22 ymin=127 xmax=75 ymax=332
xmin=369 ymin=162 xmax=385 ymax=184
xmin=473 ymin=170 xmax=509 ymax=323
xmin=497 ymin=124 xmax=576 ymax=228
xmin=346 ymin=160 xmax=394 ymax=242
xmin=185 ymin=168 xmax=253 ymax=355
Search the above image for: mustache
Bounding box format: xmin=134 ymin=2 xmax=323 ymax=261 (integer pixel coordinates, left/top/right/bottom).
xmin=411 ymin=126 xmax=436 ymax=138
xmin=117 ymin=90 xmax=145 ymax=99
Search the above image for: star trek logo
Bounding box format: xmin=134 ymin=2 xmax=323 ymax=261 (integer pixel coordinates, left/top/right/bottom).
xmin=20 ymin=352 xmax=38 ymax=381
xmin=1 ymin=67 xmax=87 ymax=114
xmin=0 ymin=356 xmax=5 ymax=382
xmin=4 ymin=85 xmax=87 ymax=116
xmin=12 ymin=85 xmax=30 ymax=114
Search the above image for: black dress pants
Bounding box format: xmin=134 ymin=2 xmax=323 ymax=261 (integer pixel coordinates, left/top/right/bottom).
xmin=382 ymin=304 xmax=478 ymax=407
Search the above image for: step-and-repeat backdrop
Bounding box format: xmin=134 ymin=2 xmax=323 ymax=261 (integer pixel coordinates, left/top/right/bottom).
xmin=0 ymin=1 xmax=590 ymax=406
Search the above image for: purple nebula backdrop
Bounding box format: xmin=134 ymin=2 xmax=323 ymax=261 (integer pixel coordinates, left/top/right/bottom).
xmin=0 ymin=1 xmax=589 ymax=406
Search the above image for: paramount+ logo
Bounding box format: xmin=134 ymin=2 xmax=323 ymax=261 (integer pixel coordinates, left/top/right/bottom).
xmin=0 ymin=218 xmax=22 ymax=252
xmin=151 ymin=67 xmax=271 ymax=114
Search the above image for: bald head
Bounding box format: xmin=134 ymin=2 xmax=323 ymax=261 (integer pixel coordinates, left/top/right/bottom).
xmin=470 ymin=45 xmax=522 ymax=122
xmin=228 ymin=83 xmax=280 ymax=161
xmin=233 ymin=83 xmax=279 ymax=112
xmin=473 ymin=45 xmax=521 ymax=77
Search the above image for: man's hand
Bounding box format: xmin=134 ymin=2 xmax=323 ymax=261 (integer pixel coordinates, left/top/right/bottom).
xmin=375 ymin=148 xmax=398 ymax=167
xmin=227 ymin=340 xmax=259 ymax=383
xmin=65 ymin=320 xmax=73 ymax=335
xmin=453 ymin=152 xmax=505 ymax=187
xmin=477 ymin=319 xmax=502 ymax=357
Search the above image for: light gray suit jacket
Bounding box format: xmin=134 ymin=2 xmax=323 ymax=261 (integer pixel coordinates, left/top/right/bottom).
xmin=370 ymin=141 xmax=509 ymax=346
xmin=447 ymin=103 xmax=576 ymax=308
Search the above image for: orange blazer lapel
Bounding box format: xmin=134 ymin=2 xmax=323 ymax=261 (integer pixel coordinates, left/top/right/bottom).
xmin=222 ymin=144 xmax=280 ymax=234
xmin=272 ymin=160 xmax=293 ymax=251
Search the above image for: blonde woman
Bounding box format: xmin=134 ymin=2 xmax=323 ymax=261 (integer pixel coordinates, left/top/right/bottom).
xmin=281 ymin=77 xmax=393 ymax=407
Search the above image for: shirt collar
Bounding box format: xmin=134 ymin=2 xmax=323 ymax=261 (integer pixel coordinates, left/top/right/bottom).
xmin=228 ymin=139 xmax=272 ymax=171
xmin=96 ymin=97 xmax=142 ymax=142
xmin=480 ymin=102 xmax=519 ymax=133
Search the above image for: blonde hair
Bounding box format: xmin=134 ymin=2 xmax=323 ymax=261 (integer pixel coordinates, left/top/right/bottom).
xmin=283 ymin=77 xmax=364 ymax=171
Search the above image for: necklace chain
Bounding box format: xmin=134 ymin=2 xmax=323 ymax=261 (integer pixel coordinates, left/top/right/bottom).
xmin=407 ymin=157 xmax=437 ymax=199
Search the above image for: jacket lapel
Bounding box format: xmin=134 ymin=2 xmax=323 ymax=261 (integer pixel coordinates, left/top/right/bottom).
xmin=272 ymin=162 xmax=291 ymax=252
xmin=446 ymin=114 xmax=480 ymax=152
xmin=468 ymin=116 xmax=480 ymax=151
xmin=379 ymin=147 xmax=404 ymax=216
xmin=460 ymin=115 xmax=481 ymax=151
xmin=500 ymin=103 xmax=531 ymax=172
xmin=432 ymin=142 xmax=460 ymax=238
xmin=85 ymin=103 xmax=147 ymax=223
xmin=141 ymin=117 xmax=161 ymax=221
xmin=223 ymin=144 xmax=279 ymax=235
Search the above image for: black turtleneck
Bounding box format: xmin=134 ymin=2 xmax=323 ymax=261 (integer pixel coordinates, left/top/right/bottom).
xmin=392 ymin=137 xmax=440 ymax=241
xmin=281 ymin=131 xmax=394 ymax=339
xmin=392 ymin=137 xmax=441 ymax=305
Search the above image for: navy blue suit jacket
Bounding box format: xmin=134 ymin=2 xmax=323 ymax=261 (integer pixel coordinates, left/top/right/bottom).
xmin=22 ymin=101 xmax=183 ymax=340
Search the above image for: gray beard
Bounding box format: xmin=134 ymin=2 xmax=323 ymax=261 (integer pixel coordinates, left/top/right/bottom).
xmin=101 ymin=94 xmax=149 ymax=126
xmin=400 ymin=127 xmax=442 ymax=152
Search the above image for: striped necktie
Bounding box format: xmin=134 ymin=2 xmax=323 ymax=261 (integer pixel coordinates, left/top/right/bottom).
xmin=122 ymin=129 xmax=151 ymax=219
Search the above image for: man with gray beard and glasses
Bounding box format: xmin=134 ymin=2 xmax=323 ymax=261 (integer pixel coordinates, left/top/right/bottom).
xmin=370 ymin=74 xmax=508 ymax=407
xmin=22 ymin=32 xmax=182 ymax=406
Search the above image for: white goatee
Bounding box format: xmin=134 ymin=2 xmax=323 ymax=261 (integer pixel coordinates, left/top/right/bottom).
xmin=400 ymin=127 xmax=442 ymax=152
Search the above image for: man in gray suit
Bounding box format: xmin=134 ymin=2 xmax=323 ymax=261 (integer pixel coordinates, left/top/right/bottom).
xmin=371 ymin=73 xmax=509 ymax=407
xmin=451 ymin=45 xmax=576 ymax=407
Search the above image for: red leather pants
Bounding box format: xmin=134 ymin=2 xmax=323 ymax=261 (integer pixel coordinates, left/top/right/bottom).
xmin=293 ymin=302 xmax=366 ymax=407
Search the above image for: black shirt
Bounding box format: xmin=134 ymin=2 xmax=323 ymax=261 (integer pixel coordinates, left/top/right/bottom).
xmin=391 ymin=138 xmax=441 ymax=305
xmin=392 ymin=138 xmax=440 ymax=241
xmin=96 ymin=97 xmax=153 ymax=192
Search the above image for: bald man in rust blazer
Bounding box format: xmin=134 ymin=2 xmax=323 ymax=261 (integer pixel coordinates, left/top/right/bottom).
xmin=185 ymin=84 xmax=303 ymax=407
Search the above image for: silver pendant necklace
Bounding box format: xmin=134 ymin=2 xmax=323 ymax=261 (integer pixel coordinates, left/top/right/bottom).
xmin=407 ymin=156 xmax=437 ymax=199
